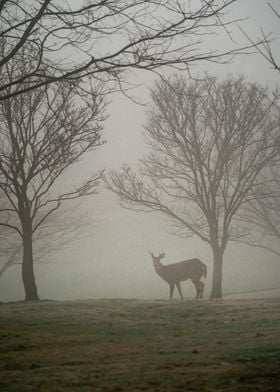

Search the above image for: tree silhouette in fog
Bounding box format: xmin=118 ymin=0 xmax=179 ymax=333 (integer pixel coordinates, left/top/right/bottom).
xmin=237 ymin=164 xmax=280 ymax=259
xmin=107 ymin=75 xmax=280 ymax=299
xmin=0 ymin=57 xmax=105 ymax=300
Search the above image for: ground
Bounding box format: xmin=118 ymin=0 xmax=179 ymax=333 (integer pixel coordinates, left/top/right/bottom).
xmin=0 ymin=298 xmax=279 ymax=391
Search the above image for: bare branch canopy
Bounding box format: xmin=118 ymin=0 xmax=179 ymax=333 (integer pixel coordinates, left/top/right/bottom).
xmin=0 ymin=0 xmax=240 ymax=100
xmin=106 ymin=75 xmax=280 ymax=298
xmin=0 ymin=52 xmax=106 ymax=300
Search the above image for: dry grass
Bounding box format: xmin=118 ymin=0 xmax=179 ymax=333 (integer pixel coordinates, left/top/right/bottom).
xmin=0 ymin=298 xmax=279 ymax=391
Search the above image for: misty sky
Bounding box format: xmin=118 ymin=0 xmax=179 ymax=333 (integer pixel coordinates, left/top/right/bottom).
xmin=1 ymin=0 xmax=280 ymax=302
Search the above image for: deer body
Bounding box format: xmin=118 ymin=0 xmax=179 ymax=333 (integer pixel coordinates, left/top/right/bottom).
xmin=150 ymin=252 xmax=207 ymax=300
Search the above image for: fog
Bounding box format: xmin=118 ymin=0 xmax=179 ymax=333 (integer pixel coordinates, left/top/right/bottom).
xmin=1 ymin=0 xmax=280 ymax=302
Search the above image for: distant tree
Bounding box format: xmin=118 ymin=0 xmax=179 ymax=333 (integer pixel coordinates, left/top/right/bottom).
xmin=0 ymin=225 xmax=21 ymax=278
xmin=0 ymin=205 xmax=93 ymax=280
xmin=0 ymin=0 xmax=240 ymax=100
xmin=0 ymin=57 xmax=105 ymax=300
xmin=235 ymin=2 xmax=280 ymax=258
xmin=236 ymin=164 xmax=280 ymax=258
xmin=106 ymin=75 xmax=280 ymax=299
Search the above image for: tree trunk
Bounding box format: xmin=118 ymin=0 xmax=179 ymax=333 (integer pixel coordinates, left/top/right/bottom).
xmin=210 ymin=248 xmax=223 ymax=299
xmin=22 ymin=225 xmax=39 ymax=301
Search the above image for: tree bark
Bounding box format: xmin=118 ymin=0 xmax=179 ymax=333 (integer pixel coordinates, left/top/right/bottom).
xmin=21 ymin=221 xmax=39 ymax=301
xmin=210 ymin=248 xmax=223 ymax=299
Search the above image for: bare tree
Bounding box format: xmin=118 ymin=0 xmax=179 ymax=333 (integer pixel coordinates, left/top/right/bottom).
xmin=106 ymin=75 xmax=280 ymax=299
xmin=0 ymin=59 xmax=106 ymax=300
xmin=236 ymin=165 xmax=280 ymax=258
xmin=235 ymin=3 xmax=280 ymax=258
xmin=0 ymin=0 xmax=241 ymax=100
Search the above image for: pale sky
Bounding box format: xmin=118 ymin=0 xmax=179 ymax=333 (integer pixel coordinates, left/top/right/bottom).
xmin=1 ymin=0 xmax=280 ymax=302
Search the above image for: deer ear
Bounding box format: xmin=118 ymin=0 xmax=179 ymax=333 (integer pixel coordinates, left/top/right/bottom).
xmin=148 ymin=250 xmax=153 ymax=257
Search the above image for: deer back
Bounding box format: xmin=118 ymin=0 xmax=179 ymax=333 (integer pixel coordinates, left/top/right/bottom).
xmin=160 ymin=258 xmax=205 ymax=283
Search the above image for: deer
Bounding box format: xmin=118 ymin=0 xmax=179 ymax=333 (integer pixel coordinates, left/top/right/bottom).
xmin=149 ymin=251 xmax=207 ymax=300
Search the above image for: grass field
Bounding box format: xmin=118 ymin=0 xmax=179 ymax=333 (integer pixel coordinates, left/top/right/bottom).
xmin=0 ymin=298 xmax=280 ymax=391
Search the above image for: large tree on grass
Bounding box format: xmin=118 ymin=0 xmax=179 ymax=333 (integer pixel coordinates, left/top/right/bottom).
xmin=0 ymin=0 xmax=240 ymax=100
xmin=0 ymin=62 xmax=105 ymax=300
xmin=107 ymin=75 xmax=280 ymax=299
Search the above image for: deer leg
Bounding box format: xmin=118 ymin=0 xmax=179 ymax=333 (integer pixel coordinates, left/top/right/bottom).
xmin=191 ymin=280 xmax=200 ymax=299
xmin=169 ymin=283 xmax=175 ymax=300
xmin=195 ymin=283 xmax=200 ymax=299
xmin=199 ymin=281 xmax=205 ymax=299
xmin=175 ymin=282 xmax=184 ymax=300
